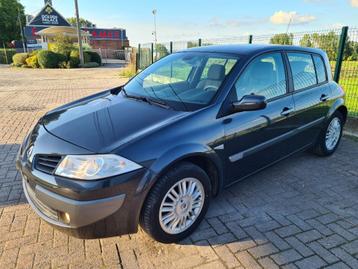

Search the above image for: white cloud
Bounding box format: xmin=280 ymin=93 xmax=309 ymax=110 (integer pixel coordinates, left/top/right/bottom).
xmin=351 ymin=0 xmax=358 ymax=7
xmin=270 ymin=11 xmax=316 ymax=25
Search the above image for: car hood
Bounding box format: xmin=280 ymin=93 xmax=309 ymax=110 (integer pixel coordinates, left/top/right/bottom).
xmin=41 ymin=92 xmax=185 ymax=153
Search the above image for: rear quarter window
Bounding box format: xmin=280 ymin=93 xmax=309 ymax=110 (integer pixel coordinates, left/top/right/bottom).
xmin=313 ymin=54 xmax=327 ymax=83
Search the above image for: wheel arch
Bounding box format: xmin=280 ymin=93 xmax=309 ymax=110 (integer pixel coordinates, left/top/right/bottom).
xmin=146 ymin=144 xmax=224 ymax=197
xmin=327 ymin=98 xmax=347 ymax=124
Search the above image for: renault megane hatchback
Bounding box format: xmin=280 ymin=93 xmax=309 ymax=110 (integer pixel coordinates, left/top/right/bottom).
xmin=17 ymin=45 xmax=347 ymax=243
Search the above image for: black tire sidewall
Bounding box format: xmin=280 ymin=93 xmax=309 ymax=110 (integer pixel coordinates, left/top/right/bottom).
xmin=141 ymin=162 xmax=211 ymax=243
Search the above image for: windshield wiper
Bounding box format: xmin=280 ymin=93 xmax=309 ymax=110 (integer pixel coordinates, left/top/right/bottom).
xmin=121 ymin=88 xmax=170 ymax=109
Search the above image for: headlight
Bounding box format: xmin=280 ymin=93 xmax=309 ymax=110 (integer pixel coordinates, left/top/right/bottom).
xmin=55 ymin=154 xmax=142 ymax=180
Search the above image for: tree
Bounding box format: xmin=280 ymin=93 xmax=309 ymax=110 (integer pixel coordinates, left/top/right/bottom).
xmin=0 ymin=0 xmax=26 ymax=46
xmin=269 ymin=33 xmax=293 ymax=45
xmin=187 ymin=41 xmax=199 ymax=48
xmin=155 ymin=43 xmax=169 ymax=59
xmin=50 ymin=34 xmax=75 ymax=59
xmin=299 ymin=31 xmax=339 ymax=60
xmin=67 ymin=17 xmax=95 ymax=28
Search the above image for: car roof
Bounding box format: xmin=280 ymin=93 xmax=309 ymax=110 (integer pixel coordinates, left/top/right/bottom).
xmin=182 ymin=44 xmax=325 ymax=57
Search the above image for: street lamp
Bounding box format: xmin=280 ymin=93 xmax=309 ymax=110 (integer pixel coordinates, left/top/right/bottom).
xmin=152 ymin=9 xmax=157 ymax=60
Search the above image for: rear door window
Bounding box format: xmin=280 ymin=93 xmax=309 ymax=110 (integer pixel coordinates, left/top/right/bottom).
xmin=287 ymin=53 xmax=317 ymax=90
xmin=313 ymin=54 xmax=327 ymax=83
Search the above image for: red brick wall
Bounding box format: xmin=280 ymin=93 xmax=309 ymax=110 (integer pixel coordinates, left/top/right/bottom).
xmin=89 ymin=39 xmax=129 ymax=50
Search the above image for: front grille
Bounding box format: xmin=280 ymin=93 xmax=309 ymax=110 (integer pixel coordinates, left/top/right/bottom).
xmin=35 ymin=154 xmax=62 ymax=174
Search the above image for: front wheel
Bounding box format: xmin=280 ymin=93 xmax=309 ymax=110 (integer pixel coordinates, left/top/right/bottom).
xmin=140 ymin=162 xmax=211 ymax=243
xmin=312 ymin=111 xmax=344 ymax=156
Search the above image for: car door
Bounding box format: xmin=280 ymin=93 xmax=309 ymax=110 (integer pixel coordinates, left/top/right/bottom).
xmin=222 ymin=52 xmax=298 ymax=184
xmin=286 ymin=52 xmax=332 ymax=147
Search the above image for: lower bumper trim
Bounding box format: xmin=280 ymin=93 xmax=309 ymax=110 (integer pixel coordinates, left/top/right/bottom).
xmin=23 ymin=179 xmax=126 ymax=228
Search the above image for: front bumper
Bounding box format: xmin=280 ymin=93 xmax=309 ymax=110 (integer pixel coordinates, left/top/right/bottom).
xmin=22 ymin=175 xmax=125 ymax=228
xmin=17 ymin=124 xmax=153 ymax=238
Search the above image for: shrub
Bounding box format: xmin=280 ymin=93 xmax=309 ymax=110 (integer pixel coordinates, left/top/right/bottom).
xmin=0 ymin=49 xmax=17 ymax=64
xmin=69 ymin=50 xmax=80 ymax=68
xmin=118 ymin=63 xmax=137 ymax=78
xmin=12 ymin=53 xmax=28 ymax=66
xmin=85 ymin=51 xmax=102 ymax=65
xmin=50 ymin=35 xmax=75 ymax=59
xmin=25 ymin=55 xmax=39 ymax=68
xmin=83 ymin=51 xmax=91 ymax=63
xmin=37 ymin=50 xmax=60 ymax=68
xmin=79 ymin=62 xmax=99 ymax=68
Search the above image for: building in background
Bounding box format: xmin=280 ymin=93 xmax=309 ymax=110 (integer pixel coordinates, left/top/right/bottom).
xmin=23 ymin=1 xmax=129 ymax=51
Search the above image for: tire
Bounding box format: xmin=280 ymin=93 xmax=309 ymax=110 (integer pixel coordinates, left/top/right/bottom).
xmin=140 ymin=162 xmax=211 ymax=243
xmin=312 ymin=111 xmax=344 ymax=156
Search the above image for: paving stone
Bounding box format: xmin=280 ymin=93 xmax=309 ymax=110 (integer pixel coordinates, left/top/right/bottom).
xmin=248 ymin=243 xmax=279 ymax=258
xmin=330 ymin=248 xmax=358 ymax=269
xmin=235 ymin=251 xmax=261 ymax=269
xmin=308 ymin=241 xmax=339 ymax=264
xmin=295 ymin=229 xmax=323 ymax=243
xmin=271 ymin=249 xmax=303 ymax=266
xmin=318 ymin=234 xmax=347 ymax=249
xmin=295 ymin=255 xmax=327 ymax=269
xmin=285 ymin=236 xmax=314 ymax=257
xmin=341 ymin=239 xmax=358 ymax=255
xmin=275 ymin=225 xmax=302 ymax=238
xmin=258 ymin=257 xmax=279 ymax=269
xmin=324 ymin=262 xmax=351 ymax=269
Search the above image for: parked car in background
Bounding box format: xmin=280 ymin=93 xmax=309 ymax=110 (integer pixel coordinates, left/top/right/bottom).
xmin=17 ymin=44 xmax=347 ymax=243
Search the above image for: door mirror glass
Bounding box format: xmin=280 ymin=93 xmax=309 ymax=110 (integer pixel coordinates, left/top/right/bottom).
xmin=232 ymin=95 xmax=267 ymax=112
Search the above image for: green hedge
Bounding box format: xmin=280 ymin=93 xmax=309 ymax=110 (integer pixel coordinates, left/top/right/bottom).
xmin=85 ymin=51 xmax=102 ymax=65
xmin=12 ymin=53 xmax=29 ymax=66
xmin=37 ymin=50 xmax=60 ymax=68
xmin=0 ymin=49 xmax=17 ymax=64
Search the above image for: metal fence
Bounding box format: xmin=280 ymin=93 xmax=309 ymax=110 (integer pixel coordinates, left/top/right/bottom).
xmin=137 ymin=26 xmax=358 ymax=117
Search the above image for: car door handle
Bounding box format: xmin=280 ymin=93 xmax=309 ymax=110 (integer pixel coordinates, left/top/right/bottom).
xmin=320 ymin=94 xmax=329 ymax=102
xmin=281 ymin=107 xmax=294 ymax=116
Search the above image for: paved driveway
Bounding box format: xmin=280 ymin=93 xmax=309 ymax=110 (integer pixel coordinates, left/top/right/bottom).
xmin=0 ymin=66 xmax=357 ymax=269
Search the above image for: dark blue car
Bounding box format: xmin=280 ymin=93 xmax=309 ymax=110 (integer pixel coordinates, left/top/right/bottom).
xmin=17 ymin=45 xmax=347 ymax=243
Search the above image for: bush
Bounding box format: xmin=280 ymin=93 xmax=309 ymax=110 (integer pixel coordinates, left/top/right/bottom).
xmin=79 ymin=62 xmax=99 ymax=68
xmin=118 ymin=63 xmax=137 ymax=78
xmin=85 ymin=51 xmax=102 ymax=65
xmin=83 ymin=51 xmax=91 ymax=63
xmin=12 ymin=53 xmax=29 ymax=66
xmin=50 ymin=35 xmax=75 ymax=59
xmin=0 ymin=49 xmax=17 ymax=64
xmin=25 ymin=55 xmax=39 ymax=68
xmin=69 ymin=50 xmax=80 ymax=68
xmin=37 ymin=50 xmax=60 ymax=68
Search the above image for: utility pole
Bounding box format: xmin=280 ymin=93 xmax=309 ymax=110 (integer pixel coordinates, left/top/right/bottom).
xmin=74 ymin=0 xmax=84 ymax=65
xmin=17 ymin=8 xmax=26 ymax=52
xmin=152 ymin=9 xmax=157 ymax=61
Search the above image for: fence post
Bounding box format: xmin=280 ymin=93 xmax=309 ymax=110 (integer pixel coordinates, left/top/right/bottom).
xmin=248 ymin=35 xmax=253 ymax=44
xmin=151 ymin=43 xmax=154 ymax=64
xmin=334 ymin=26 xmax=348 ymax=83
xmin=198 ymin=38 xmax=202 ymax=47
xmin=170 ymin=41 xmax=173 ymax=54
xmin=137 ymin=44 xmax=141 ymax=70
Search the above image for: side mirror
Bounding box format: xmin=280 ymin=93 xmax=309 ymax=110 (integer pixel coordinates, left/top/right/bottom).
xmin=232 ymin=95 xmax=267 ymax=112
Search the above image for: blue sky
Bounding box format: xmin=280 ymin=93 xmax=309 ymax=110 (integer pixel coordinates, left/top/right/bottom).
xmin=20 ymin=0 xmax=358 ymax=44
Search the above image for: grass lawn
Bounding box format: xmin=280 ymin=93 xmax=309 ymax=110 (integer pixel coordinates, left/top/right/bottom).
xmin=337 ymin=61 xmax=358 ymax=117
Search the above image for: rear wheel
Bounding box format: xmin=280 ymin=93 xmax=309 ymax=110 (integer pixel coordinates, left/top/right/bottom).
xmin=140 ymin=162 xmax=211 ymax=243
xmin=312 ymin=111 xmax=344 ymax=156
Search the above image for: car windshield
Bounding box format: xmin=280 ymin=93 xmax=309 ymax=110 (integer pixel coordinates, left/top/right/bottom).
xmin=123 ymin=52 xmax=239 ymax=111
